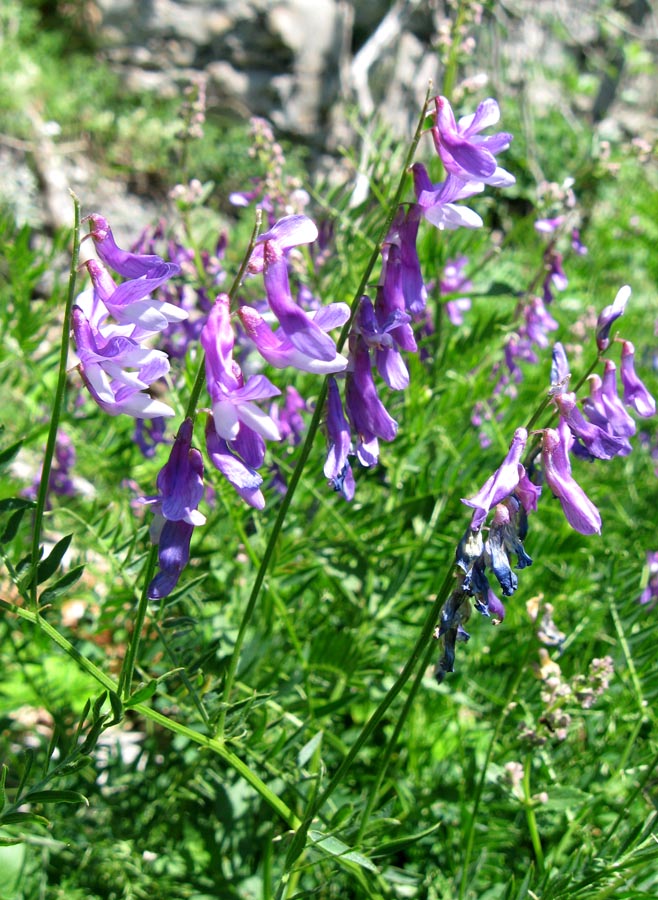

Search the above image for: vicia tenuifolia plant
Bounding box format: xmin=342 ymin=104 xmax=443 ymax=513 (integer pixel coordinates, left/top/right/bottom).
xmin=1 ymin=83 xmax=655 ymax=893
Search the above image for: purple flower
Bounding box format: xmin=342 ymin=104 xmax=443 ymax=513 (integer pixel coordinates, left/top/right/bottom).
xmin=146 ymin=418 xmax=206 ymax=599
xmin=237 ymin=302 xmax=349 ymax=374
xmin=462 ymin=427 xmax=528 ymax=531
xmin=86 ymin=213 xmax=180 ymax=279
xmin=621 ymin=340 xmax=656 ymax=417
xmin=554 ymin=391 xmax=630 ymax=459
xmin=440 ymin=256 xmax=472 ymax=326
xmin=201 ymin=295 xmax=281 ymax=445
xmin=384 ymin=207 xmax=427 ymax=316
xmin=71 ymin=307 xmax=175 ymax=419
xmin=431 ymin=95 xmax=515 ymax=187
xmin=205 ymin=416 xmax=265 ymax=510
xmin=323 ymin=376 xmax=355 ymax=501
xmin=412 ymin=163 xmax=485 ymax=231
xmin=550 ymin=342 xmax=571 ymax=394
xmin=541 ymin=421 xmax=602 ymax=535
xmin=596 ymin=285 xmax=630 ymax=352
xmin=247 ymin=214 xmax=318 ymax=274
xmin=344 ymin=335 xmax=398 ymax=466
xmin=201 ymin=294 xmax=281 ymax=505
xmin=355 ymin=296 xmax=410 ymax=390
xmin=84 ymin=259 xmax=186 ymax=337
xmin=535 ymin=216 xmax=565 ymax=234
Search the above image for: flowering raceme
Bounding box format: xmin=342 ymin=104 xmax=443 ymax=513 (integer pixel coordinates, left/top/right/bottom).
xmin=72 ymin=214 xmax=184 ymax=418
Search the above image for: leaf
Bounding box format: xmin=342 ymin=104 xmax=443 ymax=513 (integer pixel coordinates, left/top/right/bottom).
xmin=24 ymin=790 xmax=88 ymax=806
xmin=0 ymin=764 xmax=6 ymax=812
xmin=125 ymin=680 xmax=158 ymax=707
xmin=0 ymin=507 xmax=29 ymax=544
xmin=297 ymin=731 xmax=323 ymax=769
xmin=52 ymin=756 xmax=93 ymax=777
xmin=108 ymin=691 xmax=123 ymax=725
xmin=308 ymin=829 xmax=378 ymax=873
xmin=39 ymin=565 xmax=85 ymax=604
xmin=0 ymin=497 xmax=34 ymax=514
xmin=0 ymin=812 xmax=49 ymax=827
xmin=0 ymin=439 xmax=24 ymax=470
xmin=36 ymin=534 xmax=74 ymax=585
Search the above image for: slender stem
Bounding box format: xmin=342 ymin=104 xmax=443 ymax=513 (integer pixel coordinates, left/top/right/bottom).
xmin=0 ymin=596 xmax=299 ymax=830
xmin=30 ymin=194 xmax=81 ymax=604
xmin=458 ymin=646 xmax=530 ymax=900
xmin=118 ymin=544 xmax=158 ymax=699
xmin=523 ymin=754 xmax=545 ymax=874
xmin=279 ymin=565 xmax=454 ymax=881
xmin=217 ymin=87 xmax=434 ymax=737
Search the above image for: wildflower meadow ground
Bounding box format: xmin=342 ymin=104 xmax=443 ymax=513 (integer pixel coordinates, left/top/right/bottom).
xmin=1 ymin=3 xmax=658 ymax=899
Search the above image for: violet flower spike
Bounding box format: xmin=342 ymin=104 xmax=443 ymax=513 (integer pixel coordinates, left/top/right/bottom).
xmin=541 ymin=421 xmax=602 ymax=535
xmin=620 ymin=340 xmax=656 ymax=417
xmin=596 ymin=285 xmax=631 ymax=352
xmin=554 ymin=391 xmax=630 ymax=459
xmin=462 ymin=427 xmax=528 ymax=531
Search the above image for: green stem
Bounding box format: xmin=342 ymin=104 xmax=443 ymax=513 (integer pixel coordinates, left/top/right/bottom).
xmin=217 ymin=87 xmax=433 ymax=737
xmin=118 ymin=544 xmax=158 ymax=699
xmin=458 ymin=645 xmax=530 ymax=900
xmin=523 ymin=754 xmax=545 ymax=874
xmin=279 ymin=565 xmax=454 ymax=880
xmin=0 ymin=596 xmax=299 ymax=830
xmin=30 ymin=194 xmax=81 ymax=605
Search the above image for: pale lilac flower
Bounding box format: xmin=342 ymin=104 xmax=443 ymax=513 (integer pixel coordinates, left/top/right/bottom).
xmin=431 ymin=95 xmax=515 ymax=187
xmin=596 ymin=285 xmax=631 ymax=352
xmin=376 ymin=246 xmax=418 ymax=352
xmin=71 ymin=307 xmax=175 ymax=419
xmin=237 ymin=303 xmax=349 ymax=374
xmin=541 ymin=421 xmax=602 ymax=535
xmin=550 ymin=342 xmax=570 ymax=395
xmin=86 ymin=213 xmax=179 ymax=279
xmin=441 ymin=255 xmax=472 ymax=326
xmin=462 ymin=427 xmax=528 ymax=530
xmin=571 ymin=228 xmax=588 ymax=256
xmin=599 ymin=360 xmax=636 ymax=437
xmin=201 ymin=295 xmax=281 ymax=445
xmin=620 ymin=340 xmax=656 ymax=417
xmin=535 ymin=216 xmax=565 ymax=234
xmin=384 ymin=206 xmax=427 ymax=316
xmin=324 ymin=376 xmax=355 ymax=501
xmin=247 ymin=214 xmax=318 ymax=274
xmin=412 ymin=163 xmax=485 ymax=231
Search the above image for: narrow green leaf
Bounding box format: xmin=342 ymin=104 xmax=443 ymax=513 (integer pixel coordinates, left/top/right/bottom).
xmin=0 ymin=507 xmax=28 ymax=544
xmin=36 ymin=534 xmax=74 ymax=585
xmin=39 ymin=565 xmax=85 ymax=604
xmin=0 ymin=812 xmax=49 ymax=827
xmin=52 ymin=756 xmax=93 ymax=777
xmin=108 ymin=690 xmax=123 ymax=725
xmin=308 ymin=829 xmax=378 ymax=873
xmin=0 ymin=440 xmax=24 ymax=470
xmin=297 ymin=731 xmax=323 ymax=769
xmin=0 ymin=836 xmax=26 ymax=846
xmin=24 ymin=790 xmax=88 ymax=806
xmin=0 ymin=497 xmax=34 ymax=514
xmin=0 ymin=764 xmax=7 ymax=812
xmin=125 ymin=680 xmax=158 ymax=707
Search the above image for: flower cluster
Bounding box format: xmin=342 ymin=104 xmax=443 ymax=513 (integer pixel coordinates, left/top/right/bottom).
xmin=435 ymin=286 xmax=655 ymax=681
xmin=323 ymin=95 xmax=515 ymax=499
xmin=72 ymin=215 xmax=185 ymax=418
